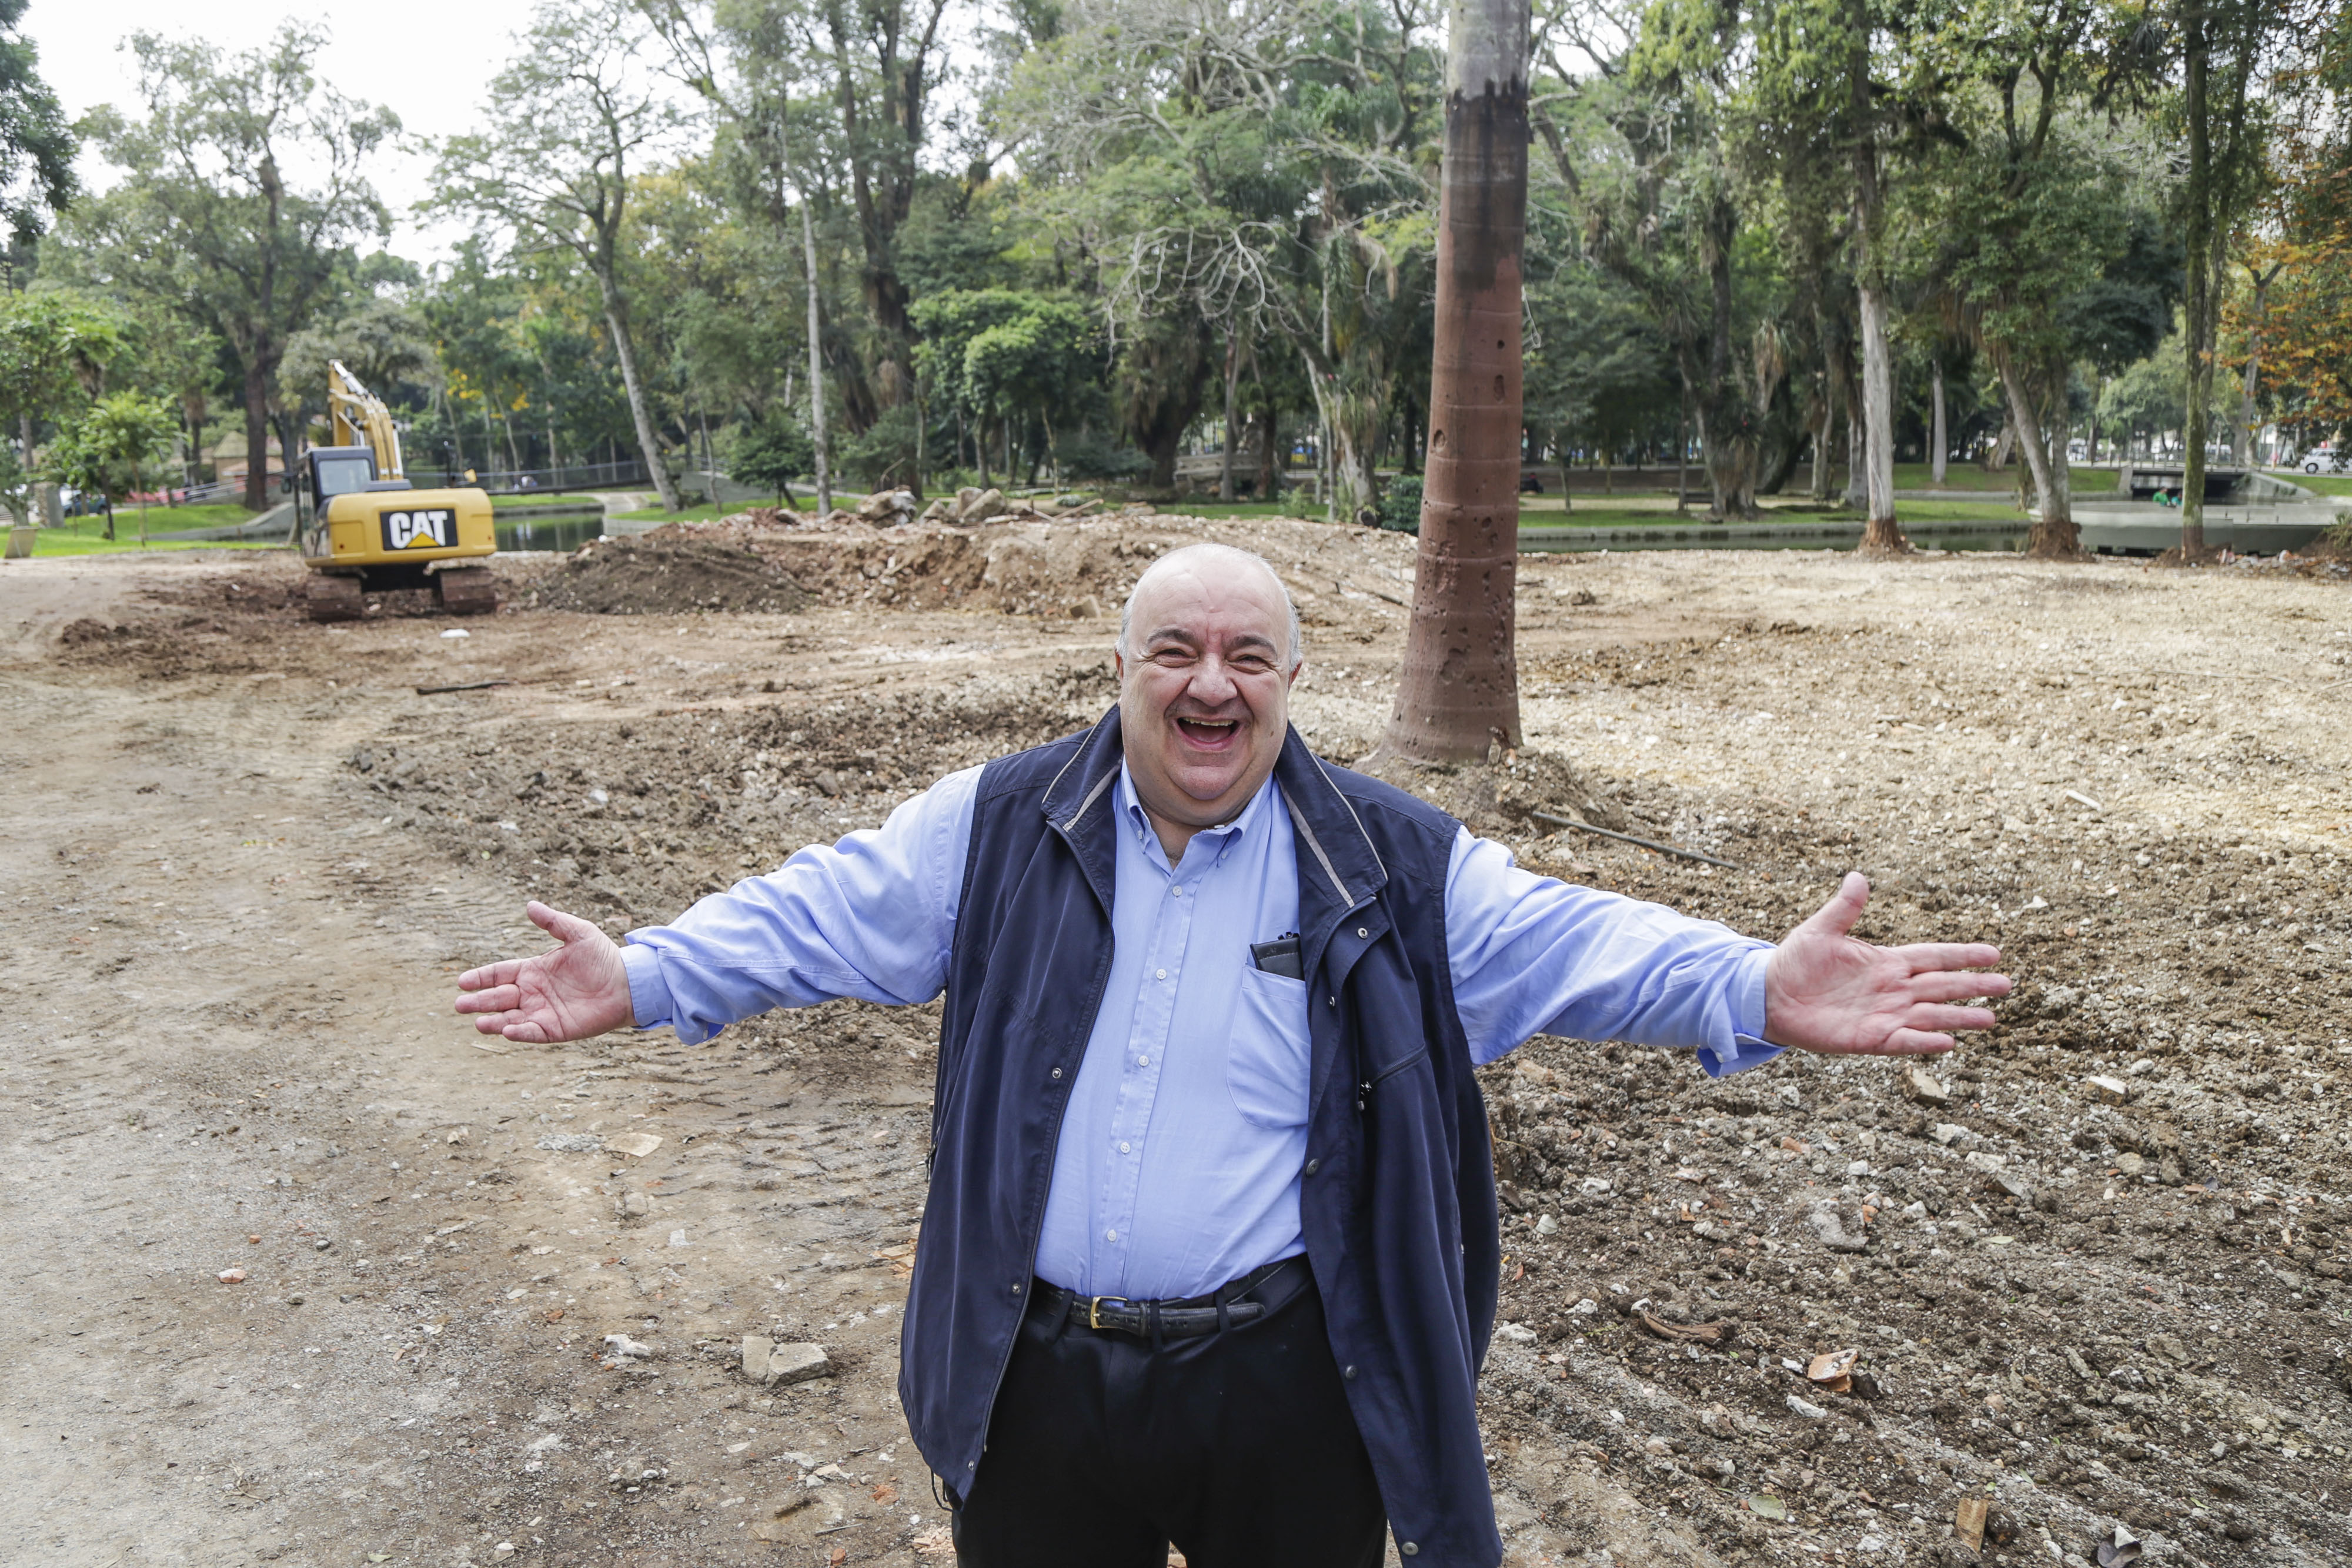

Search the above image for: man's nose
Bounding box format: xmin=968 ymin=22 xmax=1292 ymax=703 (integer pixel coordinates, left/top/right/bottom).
xmin=1184 ymin=657 xmax=1241 ymax=704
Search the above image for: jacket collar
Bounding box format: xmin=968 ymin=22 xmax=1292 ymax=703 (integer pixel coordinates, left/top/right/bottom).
xmin=1272 ymin=724 xmax=1387 ymax=914
xmin=1043 ymin=706 xmax=1388 ymax=917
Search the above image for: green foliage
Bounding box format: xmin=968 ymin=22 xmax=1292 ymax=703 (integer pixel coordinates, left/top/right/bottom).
xmin=0 ymin=287 xmax=131 ymax=432
xmin=55 ymin=25 xmax=396 ymax=504
xmin=1375 ymin=473 xmax=1422 ymax=533
xmin=729 ymin=412 xmax=814 ymax=500
xmin=280 ymin=297 xmax=440 ymax=430
xmin=1054 ymin=429 xmax=1150 ymax=481
xmin=914 ymin=289 xmax=1097 ymax=431
xmin=8 ymin=0 xmax=2291 ymax=539
xmin=838 ymin=404 xmax=925 ymax=490
xmin=0 ymin=0 xmax=76 ymax=246
xmin=51 ymin=390 xmax=177 ymax=514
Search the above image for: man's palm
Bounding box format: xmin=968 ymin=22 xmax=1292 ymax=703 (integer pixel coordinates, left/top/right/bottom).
xmin=1764 ymin=873 xmax=2009 ymax=1056
xmin=455 ymin=901 xmax=633 ymax=1044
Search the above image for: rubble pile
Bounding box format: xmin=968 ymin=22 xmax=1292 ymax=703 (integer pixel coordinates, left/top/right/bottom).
xmin=526 ymin=504 xmax=1421 ymax=624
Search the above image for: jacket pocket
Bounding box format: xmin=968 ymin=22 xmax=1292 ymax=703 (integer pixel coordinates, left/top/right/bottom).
xmin=1226 ymin=965 xmax=1313 ymax=1129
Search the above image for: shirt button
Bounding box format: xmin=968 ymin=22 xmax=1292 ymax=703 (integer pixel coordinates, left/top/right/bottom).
xmin=1344 ymin=1364 xmax=1358 ymax=1380
xmin=1155 ymin=967 xmax=1168 ymax=980
xmin=1051 ymin=1067 xmax=1063 ymax=1079
xmin=1137 ymin=1054 xmax=1149 ymax=1066
xmin=1357 ymin=926 xmax=1368 ymax=938
xmin=1304 ymin=1158 xmax=1319 ymax=1175
xmin=1170 ymin=886 xmax=1181 ymax=897
xmin=1105 ymin=1229 xmax=1117 ymax=1242
xmin=1401 ymin=1544 xmax=1419 ymax=1557
xmin=1119 ymin=1142 xmax=1131 ymax=1154
xmin=1011 ymin=1284 xmax=1023 ymax=1295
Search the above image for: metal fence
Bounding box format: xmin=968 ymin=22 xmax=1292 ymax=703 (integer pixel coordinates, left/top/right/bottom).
xmin=407 ymin=460 xmax=654 ymax=495
xmin=162 ymin=459 xmax=657 ymax=503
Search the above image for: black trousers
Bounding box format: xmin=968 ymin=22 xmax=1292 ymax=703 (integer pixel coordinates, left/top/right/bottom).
xmin=950 ymin=1259 xmax=1387 ymax=1568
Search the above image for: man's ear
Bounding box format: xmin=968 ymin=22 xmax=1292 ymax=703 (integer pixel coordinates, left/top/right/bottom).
xmin=1285 ymin=660 xmax=1304 ymax=688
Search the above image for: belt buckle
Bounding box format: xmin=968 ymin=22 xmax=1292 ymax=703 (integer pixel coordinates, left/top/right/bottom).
xmin=1087 ymin=1295 xmax=1128 ymax=1330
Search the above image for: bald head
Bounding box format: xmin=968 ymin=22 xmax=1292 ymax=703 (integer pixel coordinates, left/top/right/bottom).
xmin=1117 ymin=544 xmax=1302 ymax=670
xmin=1112 ymin=541 xmax=1304 ymax=862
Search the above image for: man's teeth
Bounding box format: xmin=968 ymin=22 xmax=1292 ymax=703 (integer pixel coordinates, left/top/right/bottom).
xmin=1179 ymin=717 xmax=1235 ymax=729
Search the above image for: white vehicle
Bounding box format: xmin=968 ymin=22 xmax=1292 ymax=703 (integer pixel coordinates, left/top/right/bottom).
xmin=2301 ymin=446 xmax=2347 ymax=474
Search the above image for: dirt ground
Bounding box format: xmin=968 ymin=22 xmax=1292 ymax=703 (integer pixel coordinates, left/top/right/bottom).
xmin=4 ymin=514 xmax=2349 ymax=1568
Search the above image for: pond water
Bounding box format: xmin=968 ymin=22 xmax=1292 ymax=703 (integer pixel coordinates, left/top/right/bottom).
xmin=496 ymin=514 xmax=606 ymax=553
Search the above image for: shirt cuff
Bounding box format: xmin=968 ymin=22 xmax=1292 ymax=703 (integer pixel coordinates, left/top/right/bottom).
xmin=1699 ymin=947 xmax=1782 ymax=1078
xmin=620 ymin=941 xmax=674 ymax=1035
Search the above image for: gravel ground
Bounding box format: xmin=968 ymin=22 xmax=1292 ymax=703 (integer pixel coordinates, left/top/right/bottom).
xmin=2 ymin=523 xmax=2347 ymax=1568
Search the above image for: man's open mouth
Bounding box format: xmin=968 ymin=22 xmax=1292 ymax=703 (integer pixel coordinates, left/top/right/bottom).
xmin=1174 ymin=716 xmax=1240 ymax=744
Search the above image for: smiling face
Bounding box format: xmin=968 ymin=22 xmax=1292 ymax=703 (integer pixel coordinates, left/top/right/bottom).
xmin=1115 ymin=545 xmax=1301 ymax=852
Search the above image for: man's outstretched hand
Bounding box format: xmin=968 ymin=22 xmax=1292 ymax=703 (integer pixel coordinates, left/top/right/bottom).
xmin=455 ymin=901 xmax=634 ymax=1044
xmin=1763 ymin=872 xmax=2009 ymax=1056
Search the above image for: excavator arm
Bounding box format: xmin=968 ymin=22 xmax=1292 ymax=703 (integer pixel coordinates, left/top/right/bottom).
xmin=328 ymin=360 xmax=405 ymax=481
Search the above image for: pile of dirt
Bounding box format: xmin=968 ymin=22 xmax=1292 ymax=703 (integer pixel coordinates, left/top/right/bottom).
xmin=1361 ymin=748 xmax=1633 ymax=838
xmin=530 ymin=534 xmax=811 ymax=615
xmin=520 ymin=510 xmax=1423 ymax=625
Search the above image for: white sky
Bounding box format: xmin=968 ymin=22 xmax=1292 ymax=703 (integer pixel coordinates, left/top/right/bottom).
xmin=22 ymin=0 xmax=546 ymax=265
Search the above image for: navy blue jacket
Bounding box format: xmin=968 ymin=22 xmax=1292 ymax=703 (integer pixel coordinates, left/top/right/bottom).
xmin=899 ymin=707 xmax=1504 ymax=1567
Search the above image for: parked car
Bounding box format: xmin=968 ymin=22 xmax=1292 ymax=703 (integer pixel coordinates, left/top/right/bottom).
xmin=2301 ymin=447 xmax=2346 ymax=474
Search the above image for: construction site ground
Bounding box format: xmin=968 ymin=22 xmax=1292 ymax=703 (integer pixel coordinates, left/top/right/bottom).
xmin=4 ymin=513 xmax=2349 ymax=1568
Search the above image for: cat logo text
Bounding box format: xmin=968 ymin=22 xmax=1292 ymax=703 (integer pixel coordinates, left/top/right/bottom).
xmin=382 ymin=509 xmax=458 ymax=551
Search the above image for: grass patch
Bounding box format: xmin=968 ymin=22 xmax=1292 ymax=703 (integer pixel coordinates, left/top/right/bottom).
xmin=1521 ymin=496 xmax=2025 ymax=528
xmin=29 ymin=530 xmax=281 ymax=557
xmin=608 ymin=501 xmax=740 ymax=523
xmin=489 ymin=491 xmax=606 ymax=508
xmin=43 ymin=503 xmax=267 ymax=536
xmin=2281 ymin=471 xmax=2352 ymax=497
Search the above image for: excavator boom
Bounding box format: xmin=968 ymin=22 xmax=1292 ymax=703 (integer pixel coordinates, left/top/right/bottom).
xmin=328 ymin=360 xmax=406 ymax=480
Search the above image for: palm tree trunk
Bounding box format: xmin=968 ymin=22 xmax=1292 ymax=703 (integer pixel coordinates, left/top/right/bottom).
xmin=1382 ymin=0 xmax=1528 ymax=761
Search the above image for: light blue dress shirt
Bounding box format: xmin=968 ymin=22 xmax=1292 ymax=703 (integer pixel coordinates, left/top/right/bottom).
xmin=621 ymin=763 xmax=1778 ymax=1299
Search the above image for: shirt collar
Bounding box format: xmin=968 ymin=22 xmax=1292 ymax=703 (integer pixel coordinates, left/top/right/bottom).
xmin=1115 ymin=760 xmax=1278 ymax=857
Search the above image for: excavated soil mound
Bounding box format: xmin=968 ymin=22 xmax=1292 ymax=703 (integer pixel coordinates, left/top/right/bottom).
xmin=531 ymin=534 xmax=811 ymax=615
xmin=522 ymin=509 xmax=1425 ymax=625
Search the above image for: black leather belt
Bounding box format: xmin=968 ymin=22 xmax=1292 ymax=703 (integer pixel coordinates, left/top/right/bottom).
xmin=1035 ymin=1256 xmax=1309 ymax=1341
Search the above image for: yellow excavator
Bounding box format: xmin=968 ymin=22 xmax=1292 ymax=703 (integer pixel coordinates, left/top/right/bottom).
xmin=298 ymin=361 xmax=498 ymax=621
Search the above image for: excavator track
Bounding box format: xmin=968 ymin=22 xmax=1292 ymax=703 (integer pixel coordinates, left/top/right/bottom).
xmin=433 ymin=566 xmax=498 ymax=616
xmin=305 ymin=573 xmax=366 ymax=623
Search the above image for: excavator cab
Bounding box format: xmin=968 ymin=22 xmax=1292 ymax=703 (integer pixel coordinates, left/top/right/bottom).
xmin=306 ymin=446 xmax=406 ymax=509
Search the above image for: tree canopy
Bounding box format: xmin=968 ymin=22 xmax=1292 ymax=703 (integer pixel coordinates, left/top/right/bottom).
xmin=3 ymin=0 xmax=2340 ymax=540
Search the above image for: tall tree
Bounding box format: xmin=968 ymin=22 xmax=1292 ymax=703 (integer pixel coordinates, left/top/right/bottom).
xmin=1384 ymin=0 xmax=1529 ymax=760
xmin=0 ymin=0 xmax=75 ymax=254
xmin=2170 ymin=0 xmax=2285 ymax=554
xmin=1004 ymin=0 xmax=1443 ymax=516
xmin=68 ymin=28 xmax=395 ymax=509
xmin=1748 ymin=0 xmax=1912 ymax=546
xmin=435 ymin=0 xmax=693 ymax=510
xmin=639 ymin=0 xmax=836 ymax=502
xmin=666 ymin=0 xmax=954 ymax=423
xmin=0 ymin=287 xmax=127 ymax=463
xmin=1908 ymin=0 xmax=2140 ymax=556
